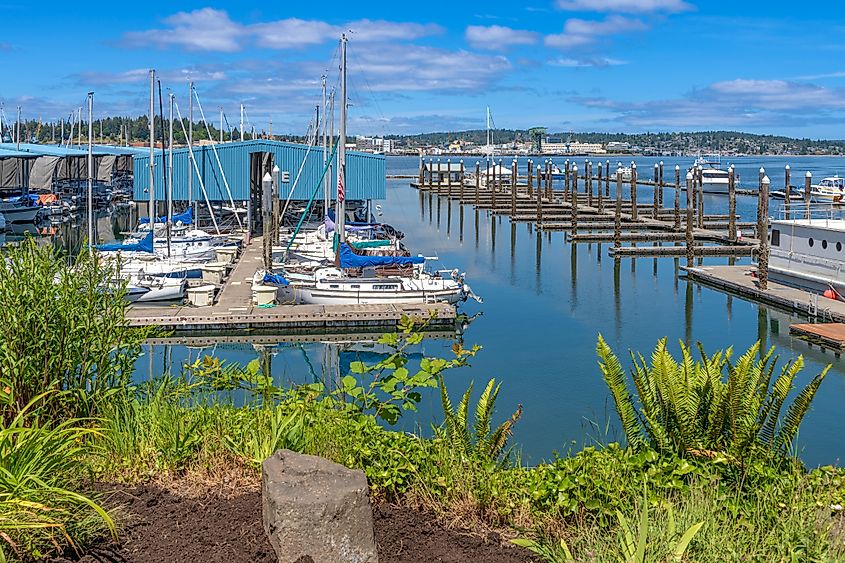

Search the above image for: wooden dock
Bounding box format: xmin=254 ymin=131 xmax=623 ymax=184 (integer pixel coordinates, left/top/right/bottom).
xmin=684 ymin=265 xmax=845 ymax=322
xmin=127 ymin=236 xmax=457 ymax=333
xmin=789 ymin=323 xmax=845 ymax=350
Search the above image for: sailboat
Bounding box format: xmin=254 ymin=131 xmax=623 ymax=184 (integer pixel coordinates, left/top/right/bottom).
xmin=254 ymin=34 xmax=479 ymax=307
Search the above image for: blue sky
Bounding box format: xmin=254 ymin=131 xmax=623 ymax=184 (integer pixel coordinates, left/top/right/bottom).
xmin=2 ymin=0 xmax=845 ymax=138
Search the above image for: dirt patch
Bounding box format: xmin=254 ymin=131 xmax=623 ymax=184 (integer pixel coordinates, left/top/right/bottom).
xmin=374 ymin=503 xmax=536 ymax=563
xmin=44 ymin=481 xmax=535 ymax=563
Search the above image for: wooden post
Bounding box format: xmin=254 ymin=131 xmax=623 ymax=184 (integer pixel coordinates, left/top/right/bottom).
xmin=511 ymin=158 xmax=518 ymax=216
xmin=597 ymin=161 xmax=604 ymax=212
xmin=527 ymin=159 xmax=533 ymax=198
xmin=674 ymin=165 xmax=681 ymax=231
xmin=756 ymin=167 xmax=765 ymax=237
xmin=571 ymin=164 xmax=578 ymax=235
xmin=605 ymin=160 xmax=610 ymax=197
xmin=630 ymin=163 xmax=638 ymax=221
xmin=459 ymin=160 xmax=465 ymax=201
xmin=652 ymin=163 xmax=659 ymax=219
xmin=784 ymin=164 xmax=791 ymax=220
xmin=685 ymin=172 xmax=694 ymax=267
xmin=728 ymin=165 xmax=737 ymax=241
xmin=804 ymin=171 xmax=812 ymax=220
xmin=562 ymin=160 xmax=569 ymax=203
xmin=587 ymin=161 xmax=593 ymax=207
xmin=475 ymin=161 xmax=480 ymax=207
xmin=614 ymin=166 xmax=622 ymax=250
xmin=427 ymin=159 xmax=433 ymax=189
xmin=418 ymin=156 xmax=424 ymax=186
xmin=537 ymin=163 xmax=543 ymax=227
xmin=446 ymin=158 xmax=452 ymax=198
xmin=758 ymin=175 xmax=770 ymax=290
xmin=658 ymin=160 xmax=664 ymax=206
xmin=691 ymin=165 xmax=698 ymax=215
xmin=697 ymin=171 xmax=704 ymax=229
xmin=546 ymin=161 xmax=552 ymax=200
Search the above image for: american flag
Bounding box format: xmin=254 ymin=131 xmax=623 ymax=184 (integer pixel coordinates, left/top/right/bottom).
xmin=337 ymin=165 xmax=345 ymax=203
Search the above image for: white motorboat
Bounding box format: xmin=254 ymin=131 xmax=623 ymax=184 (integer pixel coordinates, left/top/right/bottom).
xmin=616 ymin=164 xmax=633 ymax=182
xmin=808 ymin=177 xmax=845 ymax=203
xmin=689 ymin=156 xmax=737 ymax=194
xmin=122 ymin=274 xmax=187 ymax=303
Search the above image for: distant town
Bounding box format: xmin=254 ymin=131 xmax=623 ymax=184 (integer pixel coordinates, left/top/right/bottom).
xmin=7 ymin=117 xmax=845 ymax=156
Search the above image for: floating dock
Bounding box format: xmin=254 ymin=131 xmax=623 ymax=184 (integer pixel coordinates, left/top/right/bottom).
xmin=789 ymin=323 xmax=845 ymax=350
xmin=127 ymin=236 xmax=457 ymax=333
xmin=684 ymin=265 xmax=845 ymax=322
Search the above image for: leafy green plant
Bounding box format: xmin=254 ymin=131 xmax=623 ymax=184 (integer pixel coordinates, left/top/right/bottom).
xmin=436 ymin=377 xmax=522 ymax=462
xmin=224 ymin=405 xmax=309 ymax=466
xmin=597 ymin=336 xmax=829 ymax=461
xmin=0 ymin=240 xmax=154 ymax=425
xmin=510 ymin=537 xmax=574 ymax=562
xmin=0 ymin=396 xmax=115 ymax=561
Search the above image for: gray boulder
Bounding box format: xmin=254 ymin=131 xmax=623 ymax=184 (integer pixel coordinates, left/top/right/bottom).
xmin=262 ymin=449 xmax=379 ymax=563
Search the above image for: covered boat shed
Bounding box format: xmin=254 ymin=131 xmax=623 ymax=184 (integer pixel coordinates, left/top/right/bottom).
xmin=131 ymin=139 xmax=385 ymax=204
xmin=0 ymin=142 xmax=135 ymax=192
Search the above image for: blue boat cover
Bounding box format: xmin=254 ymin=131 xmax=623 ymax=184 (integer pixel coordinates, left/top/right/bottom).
xmin=140 ymin=207 xmax=193 ymax=225
xmin=263 ymin=273 xmax=289 ymax=286
xmin=338 ymin=243 xmax=423 ymax=269
xmin=96 ymin=231 xmax=154 ymax=253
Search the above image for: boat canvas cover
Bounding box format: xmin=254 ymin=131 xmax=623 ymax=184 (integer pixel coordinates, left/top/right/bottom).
xmin=96 ymin=231 xmax=154 ymax=253
xmin=350 ymin=240 xmax=392 ymax=249
xmin=28 ymin=156 xmax=61 ymax=191
xmin=96 ymin=155 xmax=116 ymax=182
xmin=140 ymin=207 xmax=193 ymax=225
xmin=338 ymin=243 xmax=423 ymax=269
xmin=0 ymin=159 xmax=19 ymax=188
xmin=263 ymin=273 xmax=289 ymax=286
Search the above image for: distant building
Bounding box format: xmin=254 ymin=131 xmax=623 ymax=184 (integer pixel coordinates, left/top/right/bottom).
xmin=541 ymin=140 xmax=605 ymax=155
xmin=354 ymin=136 xmax=395 ymax=154
xmin=606 ymin=141 xmax=631 ymax=153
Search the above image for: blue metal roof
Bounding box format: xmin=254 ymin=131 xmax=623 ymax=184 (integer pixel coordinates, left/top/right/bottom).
xmin=133 ymin=139 xmax=385 ymax=202
xmin=0 ymin=142 xmax=89 ymax=157
xmin=0 ymin=147 xmax=38 ymax=158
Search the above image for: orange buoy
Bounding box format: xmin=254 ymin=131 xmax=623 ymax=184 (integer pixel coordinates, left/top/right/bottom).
xmin=824 ymin=289 xmax=838 ymax=300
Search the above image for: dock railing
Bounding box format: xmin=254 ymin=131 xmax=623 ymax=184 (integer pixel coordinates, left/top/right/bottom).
xmin=774 ymin=202 xmax=845 ymax=223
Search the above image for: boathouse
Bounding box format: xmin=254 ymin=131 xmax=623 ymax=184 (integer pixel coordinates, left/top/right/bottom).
xmin=131 ymin=139 xmax=386 ymax=205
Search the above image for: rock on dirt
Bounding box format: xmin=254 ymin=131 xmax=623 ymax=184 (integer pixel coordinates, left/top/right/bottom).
xmin=262 ymin=450 xmax=378 ymax=563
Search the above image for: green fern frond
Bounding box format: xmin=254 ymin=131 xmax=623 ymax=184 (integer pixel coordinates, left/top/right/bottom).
xmin=775 ymin=365 xmax=830 ymax=455
xmin=597 ymin=335 xmax=644 ymax=449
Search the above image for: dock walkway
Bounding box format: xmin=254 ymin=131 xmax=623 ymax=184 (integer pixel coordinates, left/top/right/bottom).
xmin=127 ymin=236 xmax=456 ymax=332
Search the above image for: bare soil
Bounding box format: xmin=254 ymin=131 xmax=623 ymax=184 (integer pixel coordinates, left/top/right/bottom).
xmin=43 ymin=481 xmax=535 ymax=563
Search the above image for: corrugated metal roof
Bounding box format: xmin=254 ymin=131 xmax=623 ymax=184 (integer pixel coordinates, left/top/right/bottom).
xmin=0 ymin=147 xmax=38 ymax=158
xmin=133 ymin=139 xmax=385 ymax=202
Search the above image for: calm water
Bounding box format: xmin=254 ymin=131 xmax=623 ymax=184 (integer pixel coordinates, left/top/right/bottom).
xmin=135 ymin=155 xmax=845 ymax=467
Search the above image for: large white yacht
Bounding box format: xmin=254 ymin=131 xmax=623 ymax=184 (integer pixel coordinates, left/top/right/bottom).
xmin=807 ymin=176 xmax=845 ymax=203
xmin=689 ymin=155 xmax=737 ymax=194
xmin=768 ymin=210 xmax=845 ymax=295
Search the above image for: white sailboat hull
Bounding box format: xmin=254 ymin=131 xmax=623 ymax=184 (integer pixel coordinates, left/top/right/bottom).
xmin=278 ymin=284 xmax=466 ymax=305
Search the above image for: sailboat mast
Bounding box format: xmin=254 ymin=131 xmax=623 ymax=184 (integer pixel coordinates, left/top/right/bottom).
xmin=337 ymin=34 xmax=347 ymax=243
xmin=240 ymin=103 xmax=244 ymax=142
xmin=321 ymin=75 xmax=328 ymax=218
xmin=87 ymin=92 xmax=94 ymax=249
xmin=148 ymin=70 xmax=155 ymax=240
xmin=188 ymin=81 xmax=193 ymax=217
xmin=167 ymin=92 xmax=174 ymax=258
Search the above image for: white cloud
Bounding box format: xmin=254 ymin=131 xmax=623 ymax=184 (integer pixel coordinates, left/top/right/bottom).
xmin=121 ymin=10 xmax=443 ymax=52
xmin=545 ymin=16 xmax=646 ymax=48
xmin=550 ymin=57 xmax=627 ymax=67
xmin=556 ymin=0 xmax=694 ymax=13
xmin=251 ymin=18 xmax=337 ymax=49
xmin=465 ymin=25 xmax=540 ymax=51
xmin=121 ymin=8 xmax=242 ymax=52
xmin=570 ymin=78 xmax=845 ymax=128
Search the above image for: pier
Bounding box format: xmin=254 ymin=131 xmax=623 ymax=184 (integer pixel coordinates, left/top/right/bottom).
xmin=412 ymin=158 xmax=766 ymax=260
xmin=126 ymin=235 xmax=457 ymax=333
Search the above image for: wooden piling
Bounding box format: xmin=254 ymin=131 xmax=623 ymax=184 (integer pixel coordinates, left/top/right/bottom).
xmin=428 ymin=159 xmax=433 ymax=189
xmin=697 ymin=171 xmax=704 ymax=229
xmin=652 ymin=163 xmax=659 ymax=219
xmin=630 ymin=163 xmax=638 ymax=221
xmin=571 ymin=164 xmax=579 ymax=235
xmin=527 ymin=159 xmax=534 ymax=198
xmin=658 ymin=161 xmax=664 ymax=206
xmin=537 ymin=164 xmax=544 ymax=227
xmin=805 ymin=171 xmax=812 ymax=220
xmin=597 ymin=162 xmax=604 ymax=212
xmin=685 ymin=172 xmax=694 ymax=267
xmin=758 ymin=175 xmax=770 ymax=290
xmin=587 ymin=161 xmax=594 ymax=207
xmin=418 ymin=157 xmax=424 ymax=186
xmin=674 ymin=165 xmax=681 ymax=231
xmin=784 ymin=164 xmax=791 ymax=220
xmin=511 ymin=158 xmax=518 ymax=215
xmin=562 ymin=159 xmax=569 ymax=203
xmin=475 ymin=161 xmax=480 ymax=206
xmin=546 ymin=161 xmax=552 ymax=200
xmin=614 ymin=167 xmax=622 ymax=250
xmin=446 ymin=158 xmax=452 ymax=198
xmin=728 ymin=165 xmax=737 ymax=241
xmin=459 ymin=160 xmax=465 ymax=201
xmin=756 ymin=168 xmax=765 ymax=238
xmin=605 ymin=160 xmax=611 ymax=197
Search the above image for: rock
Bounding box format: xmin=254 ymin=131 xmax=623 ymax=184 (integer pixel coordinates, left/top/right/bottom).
xmin=262 ymin=450 xmax=378 ymax=563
